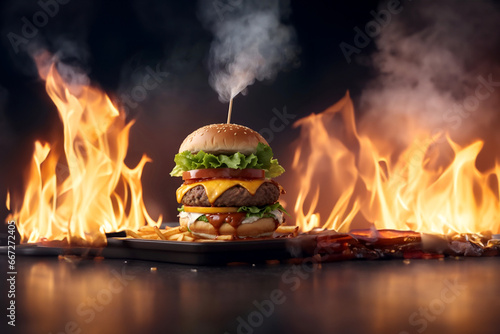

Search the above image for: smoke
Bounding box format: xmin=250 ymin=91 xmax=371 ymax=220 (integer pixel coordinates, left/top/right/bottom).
xmin=198 ymin=0 xmax=299 ymax=102
xmin=0 ymin=86 xmax=11 ymax=147
xmin=32 ymin=49 xmax=90 ymax=98
xmin=360 ymin=0 xmax=500 ymax=147
xmin=1 ymin=0 xmax=92 ymax=77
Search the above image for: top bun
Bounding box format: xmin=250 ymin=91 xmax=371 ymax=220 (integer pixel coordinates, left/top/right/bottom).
xmin=179 ymin=123 xmax=269 ymax=155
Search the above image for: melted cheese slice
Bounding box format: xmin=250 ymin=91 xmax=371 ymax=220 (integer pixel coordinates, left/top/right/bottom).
xmin=176 ymin=179 xmax=267 ymax=204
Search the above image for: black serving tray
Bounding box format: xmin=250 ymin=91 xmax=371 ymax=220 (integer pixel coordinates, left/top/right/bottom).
xmin=0 ymin=222 xmax=304 ymax=265
xmin=105 ymin=237 xmax=294 ymax=265
xmin=0 ymin=235 xmax=300 ymax=266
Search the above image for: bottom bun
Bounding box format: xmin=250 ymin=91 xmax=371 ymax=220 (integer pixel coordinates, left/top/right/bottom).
xmin=179 ymin=216 xmax=278 ymax=239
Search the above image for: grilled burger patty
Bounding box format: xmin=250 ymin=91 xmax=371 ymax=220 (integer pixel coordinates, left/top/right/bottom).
xmin=181 ymin=181 xmax=281 ymax=207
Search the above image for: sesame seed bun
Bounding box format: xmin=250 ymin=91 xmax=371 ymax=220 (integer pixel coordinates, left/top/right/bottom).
xmin=179 ymin=123 xmax=269 ymax=155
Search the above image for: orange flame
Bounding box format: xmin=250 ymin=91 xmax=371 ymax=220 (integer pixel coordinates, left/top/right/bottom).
xmin=292 ymin=92 xmax=500 ymax=235
xmin=6 ymin=53 xmax=161 ymax=246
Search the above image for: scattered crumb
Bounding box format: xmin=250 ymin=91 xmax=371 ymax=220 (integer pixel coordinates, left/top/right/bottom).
xmin=150 ymin=267 xmax=157 ymax=272
xmin=190 ymin=269 xmax=197 ymax=273
xmin=403 ymin=259 xmax=411 ymax=265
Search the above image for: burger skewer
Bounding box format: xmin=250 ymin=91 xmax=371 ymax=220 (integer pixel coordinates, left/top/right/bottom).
xmin=227 ymin=97 xmax=234 ymax=124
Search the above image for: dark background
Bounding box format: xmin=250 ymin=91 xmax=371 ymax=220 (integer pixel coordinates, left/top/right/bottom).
xmin=1 ymin=0 xmax=500 ymax=234
xmin=0 ymin=0 xmax=382 ymax=229
xmin=2 ymin=3 xmax=500 ymax=334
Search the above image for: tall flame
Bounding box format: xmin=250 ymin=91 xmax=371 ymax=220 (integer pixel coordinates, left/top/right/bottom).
xmin=292 ymin=92 xmax=500 ymax=235
xmin=6 ymin=54 xmax=160 ymax=245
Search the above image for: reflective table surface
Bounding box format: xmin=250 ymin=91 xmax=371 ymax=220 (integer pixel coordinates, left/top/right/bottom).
xmin=1 ymin=256 xmax=499 ymax=334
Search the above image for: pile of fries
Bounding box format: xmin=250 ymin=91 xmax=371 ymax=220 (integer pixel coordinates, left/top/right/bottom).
xmin=125 ymin=225 xmax=299 ymax=242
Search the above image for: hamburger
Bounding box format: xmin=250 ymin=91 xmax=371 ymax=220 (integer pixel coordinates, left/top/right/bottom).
xmin=170 ymin=123 xmax=286 ymax=239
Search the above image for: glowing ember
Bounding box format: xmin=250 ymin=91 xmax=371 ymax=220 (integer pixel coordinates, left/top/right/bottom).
xmin=6 ymin=52 xmax=161 ymax=246
xmin=292 ymin=92 xmax=500 ymax=235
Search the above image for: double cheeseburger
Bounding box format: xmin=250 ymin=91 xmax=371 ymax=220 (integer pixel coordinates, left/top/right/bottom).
xmin=170 ymin=123 xmax=286 ymax=239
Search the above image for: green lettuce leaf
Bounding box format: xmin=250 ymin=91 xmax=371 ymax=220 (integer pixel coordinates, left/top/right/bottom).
xmin=196 ymin=215 xmax=209 ymax=222
xmin=268 ymin=159 xmax=285 ymax=178
xmin=177 ymin=206 xmax=209 ymax=223
xmin=170 ymin=143 xmax=284 ymax=178
xmin=237 ymin=202 xmax=289 ymax=218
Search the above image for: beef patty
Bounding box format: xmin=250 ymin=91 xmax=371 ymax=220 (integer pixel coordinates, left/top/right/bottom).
xmin=181 ymin=181 xmax=281 ymax=207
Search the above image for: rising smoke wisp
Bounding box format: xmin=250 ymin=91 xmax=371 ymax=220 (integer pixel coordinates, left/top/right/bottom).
xmin=198 ymin=0 xmax=299 ymax=102
xmin=360 ymin=0 xmax=500 ymax=147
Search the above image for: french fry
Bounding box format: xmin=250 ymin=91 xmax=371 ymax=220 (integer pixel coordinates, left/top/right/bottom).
xmin=216 ymin=235 xmax=234 ymax=241
xmin=138 ymin=234 xmax=160 ymax=240
xmin=136 ymin=229 xmax=154 ymax=235
xmin=138 ymin=226 xmax=156 ymax=232
xmin=177 ymin=234 xmax=184 ymax=241
xmin=167 ymin=233 xmax=183 ymax=240
xmin=154 ymin=226 xmax=167 ymax=240
xmin=137 ymin=232 xmax=153 ymax=237
xmin=126 ymin=230 xmax=142 ymax=238
xmin=275 ymin=225 xmax=299 ymax=235
xmin=161 ymin=226 xmax=187 ymax=238
xmin=183 ymin=235 xmax=195 ymax=241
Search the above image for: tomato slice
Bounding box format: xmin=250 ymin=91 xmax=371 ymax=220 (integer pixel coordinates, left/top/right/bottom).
xmin=182 ymin=168 xmax=265 ymax=181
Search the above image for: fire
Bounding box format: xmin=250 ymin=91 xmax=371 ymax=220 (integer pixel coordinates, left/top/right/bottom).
xmin=6 ymin=53 xmax=160 ymax=246
xmin=292 ymin=92 xmax=500 ymax=235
